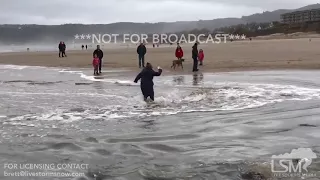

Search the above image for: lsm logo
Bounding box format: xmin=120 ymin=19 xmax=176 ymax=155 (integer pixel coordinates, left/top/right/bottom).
xmin=271 ymin=148 xmax=317 ymax=178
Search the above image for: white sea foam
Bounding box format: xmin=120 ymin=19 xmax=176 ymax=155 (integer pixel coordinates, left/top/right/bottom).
xmin=59 ymin=69 xmax=137 ymax=86
xmin=0 ymin=65 xmax=29 ymax=70
xmin=3 ymin=69 xmax=320 ymax=123
xmin=0 ymin=64 xmax=48 ymax=70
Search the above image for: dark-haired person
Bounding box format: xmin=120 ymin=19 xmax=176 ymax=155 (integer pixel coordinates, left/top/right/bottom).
xmin=192 ymin=42 xmax=199 ymax=72
xmin=175 ymin=44 xmax=184 ymax=60
xmin=134 ymin=62 xmax=162 ymax=102
xmin=62 ymin=42 xmax=67 ymax=57
xmin=93 ymin=45 xmax=104 ymax=73
xmin=58 ymin=41 xmax=64 ymax=57
xmin=137 ymin=43 xmax=147 ymax=68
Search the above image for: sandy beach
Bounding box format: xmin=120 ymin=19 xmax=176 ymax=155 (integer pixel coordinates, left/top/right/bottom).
xmin=1 ymin=38 xmax=320 ymax=73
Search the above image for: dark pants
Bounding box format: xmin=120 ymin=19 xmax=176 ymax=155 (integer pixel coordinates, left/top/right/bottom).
xmin=98 ymin=58 xmax=102 ymax=72
xmin=192 ymin=56 xmax=198 ymax=71
xmin=62 ymin=50 xmax=66 ymax=57
xmin=138 ymin=54 xmax=145 ymax=68
xmin=59 ymin=50 xmax=64 ymax=57
xmin=141 ymin=85 xmax=154 ymax=101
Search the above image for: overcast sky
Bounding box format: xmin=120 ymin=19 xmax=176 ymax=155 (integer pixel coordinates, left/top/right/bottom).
xmin=0 ymin=0 xmax=319 ymax=24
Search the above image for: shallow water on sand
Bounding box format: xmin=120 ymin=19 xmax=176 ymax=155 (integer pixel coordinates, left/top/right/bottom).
xmin=0 ymin=65 xmax=320 ymax=180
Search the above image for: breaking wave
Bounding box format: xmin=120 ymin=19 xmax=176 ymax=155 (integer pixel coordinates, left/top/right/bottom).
xmin=4 ymin=81 xmax=320 ymax=126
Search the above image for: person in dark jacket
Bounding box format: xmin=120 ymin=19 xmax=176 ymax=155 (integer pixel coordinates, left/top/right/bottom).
xmin=134 ymin=62 xmax=162 ymax=101
xmin=137 ymin=43 xmax=147 ymax=68
xmin=62 ymin=42 xmax=67 ymax=57
xmin=192 ymin=42 xmax=199 ymax=72
xmin=58 ymin=41 xmax=64 ymax=57
xmin=93 ymin=45 xmax=104 ymax=73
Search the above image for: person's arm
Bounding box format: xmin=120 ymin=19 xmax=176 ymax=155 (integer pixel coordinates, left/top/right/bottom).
xmin=93 ymin=50 xmax=97 ymax=57
xmin=152 ymin=68 xmax=162 ymax=76
xmin=101 ymin=51 xmax=104 ymax=58
xmin=137 ymin=46 xmax=140 ymax=54
xmin=144 ymin=46 xmax=147 ymax=55
xmin=134 ymin=72 xmax=142 ymax=83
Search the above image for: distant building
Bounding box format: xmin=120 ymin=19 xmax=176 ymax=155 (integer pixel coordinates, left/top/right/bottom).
xmin=281 ymin=8 xmax=320 ymax=24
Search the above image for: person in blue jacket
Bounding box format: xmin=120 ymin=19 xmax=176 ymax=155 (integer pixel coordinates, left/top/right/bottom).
xmin=134 ymin=62 xmax=162 ymax=101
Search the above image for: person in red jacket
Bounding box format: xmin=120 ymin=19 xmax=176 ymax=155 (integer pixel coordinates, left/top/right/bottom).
xmin=175 ymin=45 xmax=184 ymax=60
xmin=92 ymin=54 xmax=100 ymax=75
xmin=198 ymin=49 xmax=204 ymax=66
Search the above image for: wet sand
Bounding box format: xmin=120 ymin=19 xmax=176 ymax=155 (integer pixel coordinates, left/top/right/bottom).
xmin=1 ymin=38 xmax=320 ymax=73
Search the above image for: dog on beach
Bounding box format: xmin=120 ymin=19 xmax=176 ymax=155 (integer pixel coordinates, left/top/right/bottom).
xmin=171 ymin=59 xmax=185 ymax=70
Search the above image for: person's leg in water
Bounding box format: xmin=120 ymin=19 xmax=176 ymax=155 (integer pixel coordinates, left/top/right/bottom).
xmin=141 ymin=86 xmax=148 ymax=101
xmin=59 ymin=50 xmax=62 ymax=57
xmin=149 ymin=87 xmax=154 ymax=101
xmin=141 ymin=85 xmax=155 ymax=102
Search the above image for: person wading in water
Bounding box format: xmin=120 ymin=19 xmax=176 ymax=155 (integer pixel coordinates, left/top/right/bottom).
xmin=134 ymin=62 xmax=162 ymax=102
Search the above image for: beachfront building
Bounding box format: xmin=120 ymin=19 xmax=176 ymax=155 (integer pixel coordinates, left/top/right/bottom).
xmin=281 ymin=8 xmax=320 ymax=24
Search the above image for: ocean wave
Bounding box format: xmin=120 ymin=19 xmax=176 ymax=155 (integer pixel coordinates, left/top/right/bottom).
xmin=0 ymin=64 xmax=47 ymax=70
xmin=0 ymin=65 xmax=29 ymax=70
xmin=4 ymin=81 xmax=320 ymax=124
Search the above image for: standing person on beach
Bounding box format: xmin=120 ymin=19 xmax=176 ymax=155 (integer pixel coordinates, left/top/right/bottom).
xmin=175 ymin=44 xmax=184 ymax=60
xmin=192 ymin=42 xmax=199 ymax=72
xmin=137 ymin=43 xmax=147 ymax=68
xmin=92 ymin=54 xmax=100 ymax=75
xmin=93 ymin=45 xmax=104 ymax=73
xmin=62 ymin=42 xmax=67 ymax=57
xmin=198 ymin=49 xmax=204 ymax=66
xmin=58 ymin=41 xmax=64 ymax=57
xmin=134 ymin=62 xmax=162 ymax=102
xmin=85 ymin=45 xmax=88 ymax=50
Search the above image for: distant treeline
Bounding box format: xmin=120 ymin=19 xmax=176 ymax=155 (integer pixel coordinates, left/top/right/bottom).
xmin=1 ymin=20 xmax=320 ymax=44
xmin=177 ymin=21 xmax=320 ymax=38
xmin=0 ymin=23 xmax=173 ymax=44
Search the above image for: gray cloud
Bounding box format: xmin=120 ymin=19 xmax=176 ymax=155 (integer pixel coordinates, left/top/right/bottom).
xmin=0 ymin=0 xmax=318 ymax=24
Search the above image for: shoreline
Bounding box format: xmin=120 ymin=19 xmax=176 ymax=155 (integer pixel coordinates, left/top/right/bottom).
xmin=1 ymin=62 xmax=320 ymax=76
